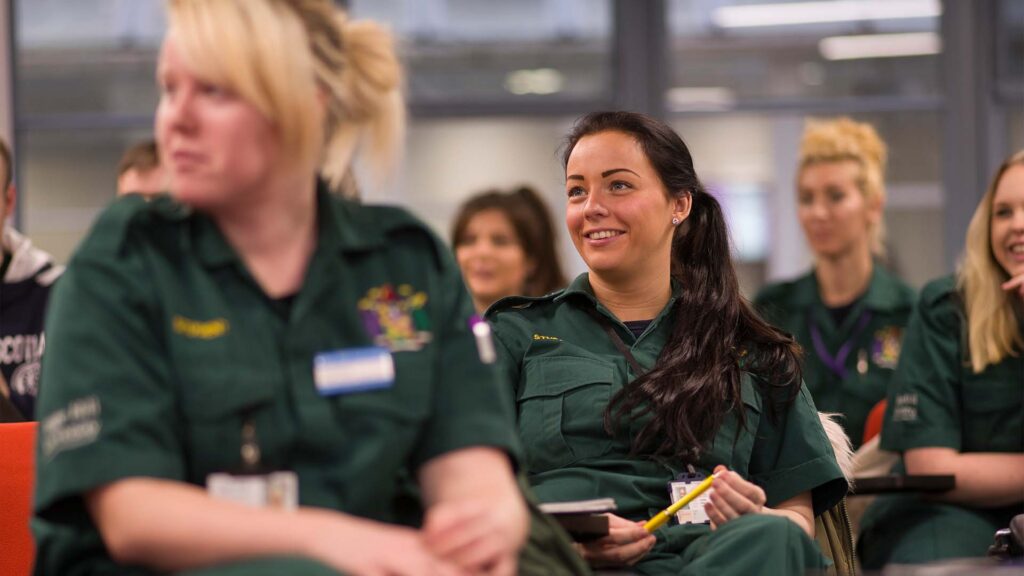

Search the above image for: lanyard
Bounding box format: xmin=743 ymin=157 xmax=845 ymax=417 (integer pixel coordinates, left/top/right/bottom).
xmin=809 ymin=310 xmax=873 ymax=380
xmin=584 ymin=306 xmax=647 ymax=378
xmin=240 ymin=412 xmax=262 ymax=473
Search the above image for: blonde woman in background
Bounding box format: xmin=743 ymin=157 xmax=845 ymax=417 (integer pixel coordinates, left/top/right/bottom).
xmin=32 ymin=1 xmax=532 ymax=574
xmin=857 ymin=151 xmax=1024 ymax=568
xmin=755 ymin=118 xmax=915 ymax=451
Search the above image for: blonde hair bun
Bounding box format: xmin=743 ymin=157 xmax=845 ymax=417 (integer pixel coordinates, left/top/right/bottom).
xmin=799 ymin=117 xmax=887 ymax=174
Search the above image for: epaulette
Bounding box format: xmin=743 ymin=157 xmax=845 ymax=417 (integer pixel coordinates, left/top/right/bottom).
xmin=485 ymin=290 xmax=562 ymax=318
xmin=919 ymin=275 xmax=957 ymax=308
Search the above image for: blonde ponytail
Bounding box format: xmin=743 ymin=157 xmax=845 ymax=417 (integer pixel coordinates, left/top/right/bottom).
xmin=319 ymin=14 xmax=405 ymax=198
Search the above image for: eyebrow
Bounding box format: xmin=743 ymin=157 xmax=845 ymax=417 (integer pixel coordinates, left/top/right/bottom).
xmin=566 ymin=168 xmax=639 ymax=181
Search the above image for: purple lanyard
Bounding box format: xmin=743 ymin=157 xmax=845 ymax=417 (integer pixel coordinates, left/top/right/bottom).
xmin=809 ymin=310 xmax=873 ymax=380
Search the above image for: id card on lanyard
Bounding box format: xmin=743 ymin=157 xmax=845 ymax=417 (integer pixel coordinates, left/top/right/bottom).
xmin=668 ymin=467 xmax=712 ymax=525
xmin=206 ymin=413 xmax=299 ymax=510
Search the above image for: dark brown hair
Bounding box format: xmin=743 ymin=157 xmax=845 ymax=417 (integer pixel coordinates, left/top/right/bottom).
xmin=451 ymin=186 xmax=568 ymax=297
xmin=117 ymin=140 xmax=160 ymax=177
xmin=561 ymin=111 xmax=802 ymax=462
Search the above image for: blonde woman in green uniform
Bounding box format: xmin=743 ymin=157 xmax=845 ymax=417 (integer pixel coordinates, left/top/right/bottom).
xmin=755 ymin=118 xmax=915 ymax=450
xmin=488 ymin=111 xmax=847 ymax=575
xmin=858 ymin=150 xmax=1024 ymax=568
xmin=32 ymin=1 xmax=533 ymax=574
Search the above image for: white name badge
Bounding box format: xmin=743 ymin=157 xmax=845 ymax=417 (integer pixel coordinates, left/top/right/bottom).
xmin=670 ymin=477 xmax=712 ymax=525
xmin=313 ymin=346 xmax=395 ymax=396
xmin=207 ymin=471 xmax=299 ymax=510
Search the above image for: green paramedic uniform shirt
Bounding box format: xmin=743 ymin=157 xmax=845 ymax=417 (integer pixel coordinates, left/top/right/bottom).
xmin=858 ymin=275 xmax=1024 ymax=568
xmin=755 ymin=266 xmax=915 ymax=449
xmin=488 ymin=273 xmax=848 ymax=575
xmin=33 ymin=187 xmax=521 ymax=575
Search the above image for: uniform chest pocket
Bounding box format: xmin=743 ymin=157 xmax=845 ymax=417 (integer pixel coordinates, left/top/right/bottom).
xmin=329 ymin=350 xmax=432 ymax=456
xmin=517 ymin=357 xmax=616 ymax=473
xmin=960 ymin=368 xmax=1024 ymax=452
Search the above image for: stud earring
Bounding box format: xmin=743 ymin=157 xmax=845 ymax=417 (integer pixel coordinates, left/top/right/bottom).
xmin=671 ymin=217 xmax=681 ymax=225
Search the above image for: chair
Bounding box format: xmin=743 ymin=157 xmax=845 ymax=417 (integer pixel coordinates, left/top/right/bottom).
xmin=862 ymin=399 xmax=887 ymax=446
xmin=0 ymin=422 xmax=38 ymax=576
xmin=816 ymin=413 xmax=857 ymax=576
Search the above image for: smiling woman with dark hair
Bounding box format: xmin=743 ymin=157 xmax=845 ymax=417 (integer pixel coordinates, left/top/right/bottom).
xmin=487 ymin=111 xmax=847 ymax=574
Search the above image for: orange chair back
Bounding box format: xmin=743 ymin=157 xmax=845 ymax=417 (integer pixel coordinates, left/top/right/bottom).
xmin=863 ymin=399 xmax=887 ymax=445
xmin=0 ymin=422 xmax=38 ymax=576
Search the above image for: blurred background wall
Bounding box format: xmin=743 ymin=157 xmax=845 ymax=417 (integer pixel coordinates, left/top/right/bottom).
xmin=2 ymin=0 xmax=1022 ymax=297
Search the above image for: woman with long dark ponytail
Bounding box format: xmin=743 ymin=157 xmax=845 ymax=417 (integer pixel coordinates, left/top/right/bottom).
xmin=488 ymin=111 xmax=847 ymax=574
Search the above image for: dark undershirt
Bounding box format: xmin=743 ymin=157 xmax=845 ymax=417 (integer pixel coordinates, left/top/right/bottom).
xmin=271 ymin=293 xmax=298 ymax=320
xmin=623 ymin=319 xmax=652 ymax=339
xmin=826 ymin=298 xmax=861 ymax=327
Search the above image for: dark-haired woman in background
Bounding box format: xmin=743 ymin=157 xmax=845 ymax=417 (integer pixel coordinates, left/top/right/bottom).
xmin=452 ymin=186 xmax=567 ymax=314
xmin=488 ymin=111 xmax=847 ymax=574
xmin=858 ymin=150 xmax=1024 ymax=568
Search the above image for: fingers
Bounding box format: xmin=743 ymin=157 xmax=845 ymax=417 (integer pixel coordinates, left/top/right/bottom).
xmin=422 ymin=502 xmax=487 ymax=557
xmin=482 ymin=554 xmax=517 ymax=576
xmin=704 ymin=467 xmax=765 ymax=528
xmin=579 ymin=515 xmax=655 ymax=567
xmin=1002 ymin=274 xmax=1024 ymax=298
xmin=582 ymin=535 xmax=655 ymax=567
xmin=422 ymin=500 xmax=519 ymax=573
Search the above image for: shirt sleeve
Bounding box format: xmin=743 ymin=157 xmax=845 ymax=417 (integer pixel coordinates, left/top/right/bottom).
xmin=409 ymin=243 xmax=522 ymax=469
xmin=748 ymin=384 xmax=848 ymax=516
xmin=35 ymin=242 xmax=184 ymax=518
xmin=880 ymin=283 xmax=963 ymax=452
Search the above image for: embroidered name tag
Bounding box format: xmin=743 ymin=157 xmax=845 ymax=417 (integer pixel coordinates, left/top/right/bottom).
xmin=313 ymin=347 xmax=395 ymax=396
xmin=172 ymin=315 xmax=229 ymax=340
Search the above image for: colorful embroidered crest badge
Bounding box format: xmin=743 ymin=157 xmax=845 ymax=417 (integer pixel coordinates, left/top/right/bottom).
xmin=358 ymin=284 xmax=432 ymax=351
xmin=871 ymin=326 xmax=903 ymax=369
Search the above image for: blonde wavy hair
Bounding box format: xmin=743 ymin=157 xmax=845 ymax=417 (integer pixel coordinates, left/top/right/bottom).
xmin=798 ymin=117 xmax=888 ymax=256
xmin=166 ymin=0 xmax=405 ymax=197
xmin=958 ymin=150 xmax=1024 ymax=373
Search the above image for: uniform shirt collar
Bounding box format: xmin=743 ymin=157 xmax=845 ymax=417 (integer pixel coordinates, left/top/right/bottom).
xmin=554 ymin=272 xmax=680 ymax=322
xmin=192 ymin=180 xmax=385 ymax=269
xmin=791 ymin=265 xmax=904 ymax=313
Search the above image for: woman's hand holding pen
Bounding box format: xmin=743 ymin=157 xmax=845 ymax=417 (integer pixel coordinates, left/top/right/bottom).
xmin=1001 ymin=273 xmax=1024 ymax=299
xmin=704 ymin=465 xmax=766 ymax=529
xmin=573 ymin=513 xmax=656 ymax=567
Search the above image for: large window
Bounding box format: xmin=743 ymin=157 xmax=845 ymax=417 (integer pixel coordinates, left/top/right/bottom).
xmin=15 ymin=0 xmax=163 ymax=262
xmin=667 ymin=0 xmax=945 ymax=292
xmin=351 ymin=0 xmax=613 ymax=105
xmin=7 ymin=0 xmax=1015 ymax=284
xmin=666 ymin=0 xmax=941 ymax=109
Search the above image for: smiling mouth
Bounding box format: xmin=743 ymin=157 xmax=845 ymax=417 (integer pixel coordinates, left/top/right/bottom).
xmin=586 ymin=230 xmax=623 ymax=240
xmin=1010 ymin=245 xmax=1024 ymax=255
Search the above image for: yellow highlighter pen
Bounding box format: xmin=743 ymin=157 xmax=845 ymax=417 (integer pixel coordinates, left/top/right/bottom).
xmin=643 ymin=472 xmax=721 ymax=533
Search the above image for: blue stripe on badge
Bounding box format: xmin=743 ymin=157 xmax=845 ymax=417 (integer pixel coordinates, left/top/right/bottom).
xmin=313 ymin=347 xmax=395 ymax=396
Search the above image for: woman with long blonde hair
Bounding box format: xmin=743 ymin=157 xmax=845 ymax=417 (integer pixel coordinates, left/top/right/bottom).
xmin=858 ymin=150 xmax=1024 ymax=568
xmin=32 ymin=1 xmax=535 ymax=574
